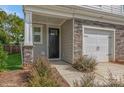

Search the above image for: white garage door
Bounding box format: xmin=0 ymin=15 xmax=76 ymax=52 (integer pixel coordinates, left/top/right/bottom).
xmin=83 ymin=28 xmax=113 ymax=62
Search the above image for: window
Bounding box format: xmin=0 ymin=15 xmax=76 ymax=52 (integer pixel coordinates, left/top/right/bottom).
xmin=122 ymin=5 xmax=124 ymax=12
xmin=33 ymin=25 xmax=43 ymax=44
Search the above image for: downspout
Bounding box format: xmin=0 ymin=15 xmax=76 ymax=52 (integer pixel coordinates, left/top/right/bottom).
xmin=72 ymin=8 xmax=75 ymax=63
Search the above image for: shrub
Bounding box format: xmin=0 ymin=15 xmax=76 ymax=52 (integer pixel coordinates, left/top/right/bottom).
xmin=73 ymin=56 xmax=97 ymax=72
xmin=0 ymin=44 xmax=8 ymax=71
xmin=74 ymin=72 xmax=95 ymax=87
xmin=28 ymin=57 xmax=69 ymax=87
xmin=28 ymin=58 xmax=59 ymax=87
xmin=74 ymin=71 xmax=124 ymax=87
xmin=104 ymin=72 xmax=124 ymax=87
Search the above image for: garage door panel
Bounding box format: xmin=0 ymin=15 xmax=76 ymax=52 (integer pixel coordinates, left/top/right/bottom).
xmin=97 ymin=35 xmax=109 ymax=62
xmin=83 ymin=28 xmax=113 ymax=62
xmin=84 ymin=34 xmax=98 ymax=60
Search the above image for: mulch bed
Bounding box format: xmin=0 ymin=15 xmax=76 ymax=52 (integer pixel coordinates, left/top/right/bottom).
xmin=51 ymin=67 xmax=70 ymax=87
xmin=0 ymin=70 xmax=30 ymax=87
xmin=0 ymin=66 xmax=69 ymax=87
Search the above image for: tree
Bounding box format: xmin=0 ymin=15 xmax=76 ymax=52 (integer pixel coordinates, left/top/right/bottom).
xmin=0 ymin=44 xmax=7 ymax=71
xmin=0 ymin=9 xmax=24 ymax=45
xmin=0 ymin=9 xmax=10 ymax=44
xmin=7 ymin=13 xmax=24 ymax=44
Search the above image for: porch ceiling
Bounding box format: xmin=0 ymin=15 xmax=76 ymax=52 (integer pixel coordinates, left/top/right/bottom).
xmin=32 ymin=13 xmax=68 ymax=26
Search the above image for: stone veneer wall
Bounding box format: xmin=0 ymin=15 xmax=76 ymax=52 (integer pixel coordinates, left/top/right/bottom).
xmin=23 ymin=46 xmax=33 ymax=64
xmin=74 ymin=19 xmax=124 ymax=62
xmin=74 ymin=21 xmax=83 ymax=62
xmin=115 ymin=30 xmax=124 ymax=61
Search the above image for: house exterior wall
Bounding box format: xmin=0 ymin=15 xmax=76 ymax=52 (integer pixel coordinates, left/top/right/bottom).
xmin=24 ymin=5 xmax=124 ymax=64
xmin=33 ymin=24 xmax=47 ymax=60
xmin=74 ymin=19 xmax=124 ymax=62
xmin=61 ymin=19 xmax=73 ymax=63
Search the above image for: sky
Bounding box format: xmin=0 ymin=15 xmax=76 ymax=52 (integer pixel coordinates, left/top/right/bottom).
xmin=0 ymin=5 xmax=24 ymax=19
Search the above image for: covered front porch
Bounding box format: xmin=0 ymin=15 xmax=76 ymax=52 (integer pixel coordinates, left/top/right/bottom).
xmin=23 ymin=6 xmax=74 ymax=63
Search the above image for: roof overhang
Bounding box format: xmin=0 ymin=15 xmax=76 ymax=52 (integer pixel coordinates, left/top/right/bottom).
xmin=23 ymin=5 xmax=124 ymax=25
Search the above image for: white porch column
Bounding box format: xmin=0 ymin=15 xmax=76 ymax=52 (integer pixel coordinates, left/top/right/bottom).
xmin=23 ymin=11 xmax=33 ymax=64
xmin=24 ymin=11 xmax=33 ymax=46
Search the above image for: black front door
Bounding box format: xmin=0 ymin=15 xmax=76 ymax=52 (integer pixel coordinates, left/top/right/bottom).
xmin=49 ymin=28 xmax=59 ymax=58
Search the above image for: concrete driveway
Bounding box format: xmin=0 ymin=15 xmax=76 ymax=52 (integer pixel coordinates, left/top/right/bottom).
xmin=51 ymin=61 xmax=124 ymax=86
xmin=95 ymin=62 xmax=124 ymax=80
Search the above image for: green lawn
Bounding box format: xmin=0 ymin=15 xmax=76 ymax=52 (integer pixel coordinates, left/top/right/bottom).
xmin=6 ymin=53 xmax=22 ymax=70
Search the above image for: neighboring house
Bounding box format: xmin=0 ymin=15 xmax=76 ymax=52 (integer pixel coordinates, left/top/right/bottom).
xmin=23 ymin=5 xmax=124 ymax=64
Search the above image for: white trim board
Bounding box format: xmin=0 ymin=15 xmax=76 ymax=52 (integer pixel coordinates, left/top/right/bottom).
xmin=83 ymin=25 xmax=115 ymax=31
xmin=47 ymin=25 xmax=61 ymax=60
xmin=82 ymin=25 xmax=115 ymax=62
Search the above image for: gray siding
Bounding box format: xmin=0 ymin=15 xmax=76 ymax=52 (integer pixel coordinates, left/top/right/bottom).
xmin=81 ymin=5 xmax=123 ymax=16
xmin=33 ymin=24 xmax=47 ymax=60
xmin=61 ymin=19 xmax=73 ymax=63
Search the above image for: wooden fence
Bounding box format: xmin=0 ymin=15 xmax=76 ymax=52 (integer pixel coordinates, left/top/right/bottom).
xmin=3 ymin=45 xmax=21 ymax=54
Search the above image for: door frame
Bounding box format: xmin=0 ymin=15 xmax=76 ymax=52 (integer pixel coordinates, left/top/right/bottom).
xmin=47 ymin=25 xmax=61 ymax=60
xmin=82 ymin=25 xmax=115 ymax=62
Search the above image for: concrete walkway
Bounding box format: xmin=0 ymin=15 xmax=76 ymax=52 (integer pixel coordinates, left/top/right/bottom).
xmin=51 ymin=61 xmax=124 ymax=86
xmin=51 ymin=60 xmax=84 ymax=86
